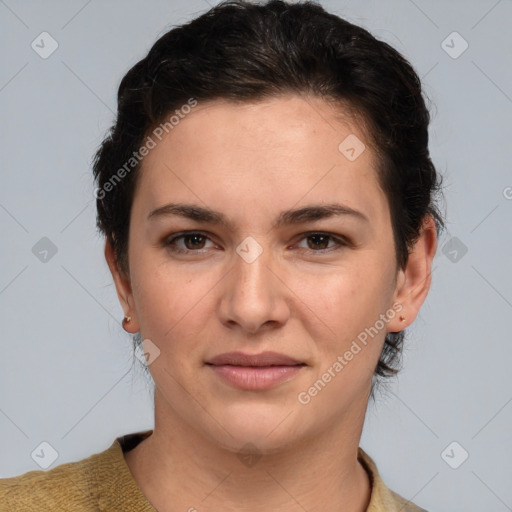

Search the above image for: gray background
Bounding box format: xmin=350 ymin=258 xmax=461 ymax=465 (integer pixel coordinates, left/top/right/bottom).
xmin=1 ymin=0 xmax=511 ymax=510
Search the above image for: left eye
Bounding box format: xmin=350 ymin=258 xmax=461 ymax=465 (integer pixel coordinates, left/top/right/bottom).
xmin=296 ymin=233 xmax=346 ymax=251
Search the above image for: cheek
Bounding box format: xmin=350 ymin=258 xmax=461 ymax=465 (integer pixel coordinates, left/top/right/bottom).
xmin=299 ymin=269 xmax=393 ymax=397
xmin=130 ymin=258 xmax=213 ymax=346
xmin=299 ymin=263 xmax=393 ymax=340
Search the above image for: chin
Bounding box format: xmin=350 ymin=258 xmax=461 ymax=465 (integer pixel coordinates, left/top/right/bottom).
xmin=205 ymin=402 xmax=304 ymax=454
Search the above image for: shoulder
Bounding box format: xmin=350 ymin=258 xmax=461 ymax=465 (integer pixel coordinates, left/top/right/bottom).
xmin=0 ymin=439 xmax=118 ymax=512
xmin=357 ymin=447 xmax=428 ymax=512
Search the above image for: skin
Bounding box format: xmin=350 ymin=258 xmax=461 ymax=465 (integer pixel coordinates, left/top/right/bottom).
xmin=105 ymin=94 xmax=437 ymax=512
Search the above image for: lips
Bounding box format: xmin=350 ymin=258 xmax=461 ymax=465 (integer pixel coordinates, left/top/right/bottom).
xmin=206 ymin=351 xmax=303 ymax=367
xmin=206 ymin=351 xmax=305 ymax=391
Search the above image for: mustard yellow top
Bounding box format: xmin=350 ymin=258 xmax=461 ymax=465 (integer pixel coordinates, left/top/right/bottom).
xmin=0 ymin=430 xmax=426 ymax=511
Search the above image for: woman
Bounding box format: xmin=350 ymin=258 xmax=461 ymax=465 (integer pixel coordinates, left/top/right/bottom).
xmin=0 ymin=0 xmax=443 ymax=510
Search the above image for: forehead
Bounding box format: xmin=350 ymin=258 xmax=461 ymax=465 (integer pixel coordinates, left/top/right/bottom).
xmin=133 ymin=94 xmax=388 ymax=227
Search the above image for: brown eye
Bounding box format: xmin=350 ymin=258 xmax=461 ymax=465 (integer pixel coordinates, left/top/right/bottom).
xmin=165 ymin=232 xmax=215 ymax=253
xmin=306 ymin=234 xmax=331 ymax=250
xmin=182 ymin=234 xmax=207 ymax=250
xmin=297 ymin=232 xmax=347 ymax=252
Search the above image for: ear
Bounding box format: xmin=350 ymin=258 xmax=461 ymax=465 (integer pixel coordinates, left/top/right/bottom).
xmin=387 ymin=215 xmax=438 ymax=333
xmin=104 ymin=237 xmax=139 ymax=333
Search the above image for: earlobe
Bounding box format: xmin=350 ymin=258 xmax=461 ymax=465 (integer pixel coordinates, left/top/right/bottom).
xmin=387 ymin=216 xmax=438 ymax=333
xmin=104 ymin=237 xmax=139 ymax=333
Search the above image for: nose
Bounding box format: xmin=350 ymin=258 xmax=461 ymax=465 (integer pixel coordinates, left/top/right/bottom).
xmin=217 ymin=243 xmax=291 ymax=335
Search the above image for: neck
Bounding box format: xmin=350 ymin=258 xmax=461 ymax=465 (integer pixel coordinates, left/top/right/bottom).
xmin=124 ymin=390 xmax=371 ymax=512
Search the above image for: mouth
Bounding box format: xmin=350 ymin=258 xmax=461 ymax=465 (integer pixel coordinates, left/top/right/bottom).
xmin=205 ymin=351 xmax=306 ymax=391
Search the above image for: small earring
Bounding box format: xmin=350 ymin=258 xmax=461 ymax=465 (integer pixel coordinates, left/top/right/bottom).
xmin=122 ymin=315 xmax=131 ymax=326
xmin=399 ymin=315 xmax=405 ymax=322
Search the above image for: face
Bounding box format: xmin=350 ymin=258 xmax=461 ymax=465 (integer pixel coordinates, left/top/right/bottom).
xmin=107 ymin=94 xmax=435 ymax=454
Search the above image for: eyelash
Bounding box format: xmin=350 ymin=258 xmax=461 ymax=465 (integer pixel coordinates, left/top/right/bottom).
xmin=164 ymin=231 xmax=348 ymax=255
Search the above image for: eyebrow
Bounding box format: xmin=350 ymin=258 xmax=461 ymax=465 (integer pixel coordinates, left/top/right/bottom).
xmin=147 ymin=202 xmax=369 ymax=229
